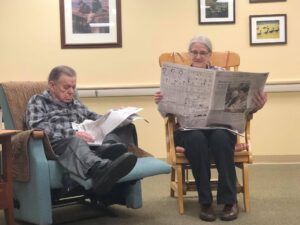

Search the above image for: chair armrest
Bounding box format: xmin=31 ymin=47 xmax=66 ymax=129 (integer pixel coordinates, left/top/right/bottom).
xmin=238 ymin=118 xmax=253 ymax=164
xmin=165 ymin=114 xmax=177 ymax=164
xmin=32 ymin=130 xmax=44 ymax=139
xmin=31 ymin=130 xmax=56 ymax=160
xmin=13 ymin=137 xmax=53 ymax=224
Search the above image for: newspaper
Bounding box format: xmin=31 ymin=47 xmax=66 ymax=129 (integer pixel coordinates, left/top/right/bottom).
xmin=72 ymin=107 xmax=145 ymax=145
xmin=158 ymin=63 xmax=268 ymax=134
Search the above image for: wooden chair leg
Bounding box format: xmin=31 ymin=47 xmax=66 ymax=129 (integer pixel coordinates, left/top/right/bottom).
xmin=182 ymin=167 xmax=187 ymax=195
xmin=4 ymin=207 xmax=15 ymax=225
xmin=176 ymin=166 xmax=184 ymax=214
xmin=170 ymin=167 xmax=175 ymax=197
xmin=242 ymin=163 xmax=250 ymax=212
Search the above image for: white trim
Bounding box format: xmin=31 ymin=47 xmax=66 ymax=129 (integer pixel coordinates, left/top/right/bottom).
xmin=264 ymin=82 xmax=300 ymax=93
xmin=96 ymin=87 xmax=159 ymax=97
xmin=77 ymin=82 xmax=300 ymax=98
xmin=78 ymin=90 xmax=97 ymax=98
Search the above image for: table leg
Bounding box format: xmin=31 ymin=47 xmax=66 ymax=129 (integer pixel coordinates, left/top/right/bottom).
xmin=1 ymin=137 xmax=14 ymax=225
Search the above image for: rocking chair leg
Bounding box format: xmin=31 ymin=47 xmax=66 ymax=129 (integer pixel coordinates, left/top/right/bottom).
xmin=176 ymin=166 xmax=184 ymax=214
xmin=242 ymin=163 xmax=250 ymax=212
xmin=170 ymin=167 xmax=175 ymax=197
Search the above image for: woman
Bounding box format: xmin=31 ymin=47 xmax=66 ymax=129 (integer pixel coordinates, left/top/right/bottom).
xmin=154 ymin=35 xmax=267 ymax=221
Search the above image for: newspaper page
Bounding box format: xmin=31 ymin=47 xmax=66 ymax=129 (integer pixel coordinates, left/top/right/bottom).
xmin=158 ymin=63 xmax=268 ymax=133
xmin=159 ymin=63 xmax=216 ymax=128
xmin=72 ymin=107 xmax=144 ymax=145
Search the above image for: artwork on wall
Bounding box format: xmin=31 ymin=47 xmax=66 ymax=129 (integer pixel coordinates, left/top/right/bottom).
xmin=249 ymin=14 xmax=287 ymax=45
xmin=249 ymin=0 xmax=286 ymax=3
xmin=198 ymin=0 xmax=235 ymax=24
xmin=59 ymin=0 xmax=122 ymax=48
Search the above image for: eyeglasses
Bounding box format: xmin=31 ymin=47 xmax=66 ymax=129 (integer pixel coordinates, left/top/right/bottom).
xmin=189 ymin=50 xmax=210 ymax=57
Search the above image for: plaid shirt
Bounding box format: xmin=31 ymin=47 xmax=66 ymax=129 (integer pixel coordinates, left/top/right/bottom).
xmin=26 ymin=90 xmax=101 ymax=143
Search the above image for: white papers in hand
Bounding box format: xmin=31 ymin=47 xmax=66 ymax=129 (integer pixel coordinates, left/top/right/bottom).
xmin=72 ymin=107 xmax=144 ymax=145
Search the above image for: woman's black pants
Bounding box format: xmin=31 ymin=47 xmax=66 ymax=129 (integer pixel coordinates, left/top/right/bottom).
xmin=175 ymin=129 xmax=237 ymax=205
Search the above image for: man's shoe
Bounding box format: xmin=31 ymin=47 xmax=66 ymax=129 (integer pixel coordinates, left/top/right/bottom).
xmin=96 ymin=143 xmax=128 ymax=160
xmin=220 ymin=203 xmax=239 ymax=221
xmin=199 ymin=204 xmax=216 ymax=222
xmin=92 ymin=152 xmax=137 ymax=195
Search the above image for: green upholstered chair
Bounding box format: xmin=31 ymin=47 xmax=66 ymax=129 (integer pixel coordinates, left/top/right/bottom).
xmin=0 ymin=81 xmax=171 ymax=225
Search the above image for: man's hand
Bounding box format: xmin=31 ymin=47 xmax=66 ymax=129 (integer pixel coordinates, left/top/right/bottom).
xmin=154 ymin=91 xmax=163 ymax=104
xmin=251 ymin=91 xmax=267 ymax=113
xmin=75 ymin=131 xmax=95 ymax=143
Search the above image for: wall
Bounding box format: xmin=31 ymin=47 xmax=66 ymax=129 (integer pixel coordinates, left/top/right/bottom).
xmin=0 ymin=1 xmax=298 ymax=84
xmin=0 ymin=0 xmax=299 ymax=159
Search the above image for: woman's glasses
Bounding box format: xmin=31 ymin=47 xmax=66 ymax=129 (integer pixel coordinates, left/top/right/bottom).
xmin=190 ymin=50 xmax=210 ymax=57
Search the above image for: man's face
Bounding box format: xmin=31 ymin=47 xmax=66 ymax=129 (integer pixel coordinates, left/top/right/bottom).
xmin=49 ymin=74 xmax=76 ymax=103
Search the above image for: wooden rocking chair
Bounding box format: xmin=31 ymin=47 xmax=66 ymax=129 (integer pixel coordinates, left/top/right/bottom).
xmin=159 ymin=51 xmax=252 ymax=214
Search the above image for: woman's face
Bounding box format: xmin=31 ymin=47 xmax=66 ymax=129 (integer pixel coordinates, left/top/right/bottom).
xmin=189 ymin=42 xmax=211 ymax=68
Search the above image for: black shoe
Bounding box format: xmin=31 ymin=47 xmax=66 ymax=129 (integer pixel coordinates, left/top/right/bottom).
xmin=92 ymin=152 xmax=137 ymax=195
xmin=96 ymin=143 xmax=128 ymax=160
xmin=199 ymin=204 xmax=216 ymax=222
xmin=220 ymin=203 xmax=239 ymax=221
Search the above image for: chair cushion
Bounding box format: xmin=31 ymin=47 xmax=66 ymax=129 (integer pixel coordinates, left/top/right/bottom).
xmin=48 ymin=157 xmax=171 ymax=190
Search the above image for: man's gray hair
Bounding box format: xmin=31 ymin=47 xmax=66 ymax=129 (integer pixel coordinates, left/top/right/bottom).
xmin=48 ymin=65 xmax=76 ymax=83
xmin=188 ymin=35 xmax=213 ymax=53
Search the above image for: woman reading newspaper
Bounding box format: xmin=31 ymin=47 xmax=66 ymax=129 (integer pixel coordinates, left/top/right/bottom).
xmin=154 ymin=35 xmax=267 ymax=221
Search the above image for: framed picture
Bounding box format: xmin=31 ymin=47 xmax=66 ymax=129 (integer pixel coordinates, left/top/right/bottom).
xmin=250 ymin=0 xmax=286 ymax=3
xmin=198 ymin=0 xmax=235 ymax=24
xmin=59 ymin=0 xmax=122 ymax=48
xmin=249 ymin=14 xmax=287 ymax=45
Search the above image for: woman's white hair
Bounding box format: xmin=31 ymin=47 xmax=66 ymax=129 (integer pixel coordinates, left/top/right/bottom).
xmin=188 ymin=35 xmax=212 ymax=53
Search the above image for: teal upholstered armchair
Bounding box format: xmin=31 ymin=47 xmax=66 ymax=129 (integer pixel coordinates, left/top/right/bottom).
xmin=0 ymin=82 xmax=170 ymax=225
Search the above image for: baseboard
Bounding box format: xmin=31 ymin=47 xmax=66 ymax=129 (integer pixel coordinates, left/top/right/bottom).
xmin=253 ymin=155 xmax=300 ymax=164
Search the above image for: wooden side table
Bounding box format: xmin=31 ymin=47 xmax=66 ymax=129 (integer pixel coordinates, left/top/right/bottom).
xmin=0 ymin=130 xmax=19 ymax=225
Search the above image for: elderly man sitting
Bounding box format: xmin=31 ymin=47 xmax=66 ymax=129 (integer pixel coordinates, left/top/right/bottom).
xmin=25 ymin=65 xmax=137 ymax=195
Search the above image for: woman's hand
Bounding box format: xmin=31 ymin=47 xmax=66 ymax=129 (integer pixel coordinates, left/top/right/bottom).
xmin=75 ymin=131 xmax=95 ymax=143
xmin=251 ymin=91 xmax=267 ymax=113
xmin=154 ymin=91 xmax=163 ymax=104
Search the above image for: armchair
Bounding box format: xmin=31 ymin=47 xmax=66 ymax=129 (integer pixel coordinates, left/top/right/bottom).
xmin=0 ymin=81 xmax=171 ymax=225
xmin=159 ymin=51 xmax=252 ymax=214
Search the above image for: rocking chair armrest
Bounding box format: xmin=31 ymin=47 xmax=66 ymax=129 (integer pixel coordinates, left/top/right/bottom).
xmin=239 ymin=118 xmax=253 ymax=164
xmin=165 ymin=114 xmax=177 ymax=164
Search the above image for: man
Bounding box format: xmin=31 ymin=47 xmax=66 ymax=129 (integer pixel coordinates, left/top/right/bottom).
xmin=26 ymin=65 xmax=137 ymax=195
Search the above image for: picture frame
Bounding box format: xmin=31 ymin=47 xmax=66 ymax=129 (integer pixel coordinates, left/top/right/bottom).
xmin=249 ymin=0 xmax=286 ymax=3
xmin=198 ymin=0 xmax=235 ymax=24
xmin=249 ymin=14 xmax=287 ymax=45
xmin=59 ymin=0 xmax=122 ymax=49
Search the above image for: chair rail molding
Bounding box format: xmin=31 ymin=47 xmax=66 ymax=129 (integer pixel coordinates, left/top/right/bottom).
xmin=77 ymin=81 xmax=300 ymax=98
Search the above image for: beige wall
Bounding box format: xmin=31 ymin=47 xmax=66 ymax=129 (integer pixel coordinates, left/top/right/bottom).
xmin=1 ymin=1 xmax=299 ymax=158
xmin=0 ymin=1 xmax=298 ymax=84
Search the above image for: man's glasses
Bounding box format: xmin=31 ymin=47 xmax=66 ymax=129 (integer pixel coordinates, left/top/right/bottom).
xmin=189 ymin=50 xmax=210 ymax=57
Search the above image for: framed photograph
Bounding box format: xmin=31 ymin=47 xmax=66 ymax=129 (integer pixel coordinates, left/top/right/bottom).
xmin=249 ymin=14 xmax=287 ymax=45
xmin=250 ymin=0 xmax=286 ymax=3
xmin=59 ymin=0 xmax=122 ymax=48
xmin=198 ymin=0 xmax=235 ymax=24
